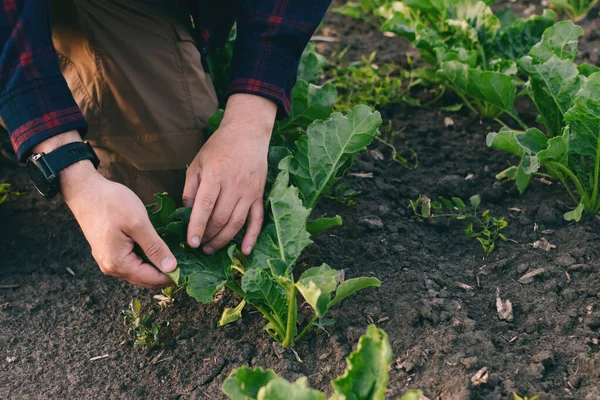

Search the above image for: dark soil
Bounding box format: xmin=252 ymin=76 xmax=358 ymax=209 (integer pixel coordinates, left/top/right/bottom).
xmin=3 ymin=1 xmax=600 ymax=399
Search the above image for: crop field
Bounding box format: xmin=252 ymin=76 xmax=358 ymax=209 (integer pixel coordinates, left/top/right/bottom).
xmin=2 ymin=1 xmax=600 ymax=399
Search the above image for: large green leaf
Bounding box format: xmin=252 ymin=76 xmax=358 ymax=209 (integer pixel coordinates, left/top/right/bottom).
xmin=306 ymin=215 xmax=343 ymax=237
xmin=223 ymin=367 xmax=278 ymax=400
xmin=528 ymin=20 xmax=584 ymax=63
xmin=437 ymin=61 xmax=518 ymax=118
xmin=288 ymin=105 xmax=382 ymax=208
xmin=296 ymin=264 xmax=339 ymax=318
xmin=331 ymin=325 xmax=392 ymax=400
xmin=492 ymin=10 xmax=556 ymax=61
xmin=329 ymin=277 xmax=382 ymax=307
xmin=564 ymin=72 xmax=600 ymax=161
xmin=241 ymin=268 xmax=288 ymax=329
xmin=275 ymin=81 xmax=338 ymax=134
xmin=298 ymin=42 xmax=328 ymax=83
xmin=520 ymin=55 xmax=583 ymax=138
xmin=246 ymin=166 xmax=312 ymax=274
xmin=258 ymin=378 xmax=325 ymax=400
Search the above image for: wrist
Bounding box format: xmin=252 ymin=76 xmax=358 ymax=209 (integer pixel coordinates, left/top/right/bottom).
xmin=33 ymin=130 xmax=82 ymax=153
xmin=222 ymin=94 xmax=277 ymax=139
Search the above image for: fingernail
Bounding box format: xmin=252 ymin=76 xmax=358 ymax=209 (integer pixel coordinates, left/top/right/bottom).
xmin=244 ymin=245 xmax=253 ymax=254
xmin=204 ymin=246 xmax=215 ymax=255
xmin=190 ymin=236 xmax=201 ymax=248
xmin=160 ymin=256 xmax=176 ymax=272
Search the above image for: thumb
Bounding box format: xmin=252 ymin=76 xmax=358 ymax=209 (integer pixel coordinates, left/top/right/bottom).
xmin=129 ymin=218 xmax=177 ymax=273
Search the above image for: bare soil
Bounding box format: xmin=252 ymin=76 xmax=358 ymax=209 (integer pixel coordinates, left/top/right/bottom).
xmin=2 ymin=1 xmax=600 ymax=399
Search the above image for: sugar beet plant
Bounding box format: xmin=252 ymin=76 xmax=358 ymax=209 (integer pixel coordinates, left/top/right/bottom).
xmin=222 ymin=325 xmax=427 ymax=400
xmin=337 ymin=0 xmax=556 ymax=127
xmin=487 ymin=21 xmax=600 ymax=221
xmin=550 ymin=0 xmax=599 ymax=21
xmin=142 ymin=59 xmax=382 ymax=347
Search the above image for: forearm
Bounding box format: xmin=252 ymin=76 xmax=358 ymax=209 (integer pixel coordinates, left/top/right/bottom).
xmin=222 ymin=93 xmax=277 ymax=139
xmin=32 ymin=129 xmax=100 ymax=205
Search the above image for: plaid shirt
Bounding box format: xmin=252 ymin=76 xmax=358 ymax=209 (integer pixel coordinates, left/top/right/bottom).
xmin=0 ymin=0 xmax=331 ymax=162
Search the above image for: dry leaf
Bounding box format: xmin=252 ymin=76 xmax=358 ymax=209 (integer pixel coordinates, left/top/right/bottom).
xmin=495 ymin=288 xmax=513 ymax=321
xmin=369 ymin=149 xmax=385 ymax=161
xmin=456 ymin=282 xmax=474 ymax=291
xmin=444 ymin=117 xmax=455 ymax=127
xmin=471 ymin=367 xmax=489 ymax=386
xmin=532 ymin=238 xmax=556 ymax=251
xmin=518 ymin=268 xmax=546 ymax=284
xmin=465 ymin=173 xmax=474 ymax=180
xmin=347 ymin=172 xmax=373 ymax=179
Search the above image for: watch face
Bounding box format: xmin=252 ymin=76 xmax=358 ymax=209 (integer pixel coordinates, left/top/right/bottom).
xmin=27 ymin=157 xmax=56 ymax=197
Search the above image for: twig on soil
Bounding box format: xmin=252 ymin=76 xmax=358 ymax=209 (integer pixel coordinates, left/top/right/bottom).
xmin=0 ymin=285 xmax=20 ymax=289
xmin=65 ymin=267 xmax=75 ymax=276
xmin=89 ymin=354 xmax=109 ymax=361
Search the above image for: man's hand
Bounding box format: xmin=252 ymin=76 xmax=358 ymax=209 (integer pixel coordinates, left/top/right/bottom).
xmin=36 ymin=131 xmax=177 ymax=289
xmin=183 ymin=93 xmax=277 ymax=255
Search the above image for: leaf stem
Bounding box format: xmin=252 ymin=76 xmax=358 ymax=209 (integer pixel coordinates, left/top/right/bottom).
xmin=282 ymin=286 xmax=298 ymax=347
xmin=225 ymin=281 xmax=245 ymax=298
xmin=253 ymin=304 xmax=286 ymax=342
xmin=546 ymin=161 xmax=590 ymax=209
xmin=295 ymin=316 xmax=318 ymax=343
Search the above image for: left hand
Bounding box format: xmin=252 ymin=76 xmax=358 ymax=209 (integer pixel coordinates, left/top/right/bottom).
xmin=183 ymin=93 xmax=277 ymax=255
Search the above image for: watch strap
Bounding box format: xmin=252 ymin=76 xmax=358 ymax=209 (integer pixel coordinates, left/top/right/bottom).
xmin=43 ymin=142 xmax=100 ymax=177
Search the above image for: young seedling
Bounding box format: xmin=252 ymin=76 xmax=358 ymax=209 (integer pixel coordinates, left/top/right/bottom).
xmin=410 ymin=194 xmax=508 ymax=254
xmin=513 ymin=394 xmax=540 ymax=400
xmin=337 ymin=0 xmax=556 ymax=127
xmin=121 ymin=299 xmax=170 ymax=350
xmin=488 ymin=22 xmax=600 ymax=221
xmin=550 ymin=0 xmax=599 ymax=21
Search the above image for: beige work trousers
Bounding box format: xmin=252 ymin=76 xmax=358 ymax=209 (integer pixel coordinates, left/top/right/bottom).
xmin=51 ymin=0 xmax=218 ymax=204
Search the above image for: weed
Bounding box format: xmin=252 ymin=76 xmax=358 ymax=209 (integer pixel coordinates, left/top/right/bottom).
xmin=410 ymin=194 xmax=508 ymax=254
xmin=121 ymin=299 xmax=171 ymax=350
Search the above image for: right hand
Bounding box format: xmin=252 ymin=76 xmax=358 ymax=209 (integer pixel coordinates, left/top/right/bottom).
xmin=36 ymin=131 xmax=176 ymax=289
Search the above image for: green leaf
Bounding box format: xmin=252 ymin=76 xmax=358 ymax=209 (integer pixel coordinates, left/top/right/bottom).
xmin=437 ymin=61 xmax=518 ymax=118
xmin=399 ymin=390 xmax=428 ymax=400
xmin=519 ymin=55 xmax=583 ymax=138
xmin=208 ymin=109 xmax=225 ymax=134
xmin=223 ymin=367 xmax=278 ymax=400
xmin=331 ymin=325 xmax=392 ymax=400
xmin=486 ymin=127 xmax=525 ymax=157
xmin=564 ymin=72 xmax=600 ymax=161
xmin=578 ymin=63 xmax=600 ymax=77
xmin=564 ymin=201 xmax=585 ymax=222
xmin=296 ymin=264 xmax=339 ymax=318
xmin=147 ymin=193 xmax=177 ymax=228
xmin=242 ymin=268 xmax=288 ymax=329
xmin=452 ymin=197 xmax=466 ymax=210
xmin=528 ymin=20 xmax=584 ymax=63
xmin=288 ymin=105 xmax=382 ymax=208
xmin=298 ymin=42 xmax=328 ymax=83
xmin=495 ymin=166 xmax=518 ymax=180
xmin=469 ymin=194 xmax=481 ymax=210
xmin=306 ymin=216 xmax=343 ymax=237
xmin=219 ymin=300 xmax=246 ymax=327
xmin=330 ymin=277 xmax=381 ymax=307
xmin=247 ymin=166 xmax=312 ymax=274
xmin=258 ymin=377 xmax=325 ymax=400
xmin=275 ymin=81 xmax=337 ymax=134
xmin=492 ymin=10 xmax=556 ymax=61
xmin=168 ymin=245 xmax=235 ymax=304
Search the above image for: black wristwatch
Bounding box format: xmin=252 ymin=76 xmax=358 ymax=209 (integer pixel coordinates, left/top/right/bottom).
xmin=27 ymin=142 xmax=100 ymax=198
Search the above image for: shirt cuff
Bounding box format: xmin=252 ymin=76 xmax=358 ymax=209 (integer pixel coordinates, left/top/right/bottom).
xmin=0 ymin=78 xmax=88 ymax=162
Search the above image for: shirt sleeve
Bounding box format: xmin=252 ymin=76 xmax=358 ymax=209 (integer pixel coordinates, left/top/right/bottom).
xmin=0 ymin=1 xmax=87 ymax=162
xmin=227 ymin=0 xmax=332 ymax=118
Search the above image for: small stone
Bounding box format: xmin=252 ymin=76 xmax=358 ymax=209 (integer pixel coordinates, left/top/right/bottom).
xmin=359 ymin=216 xmax=384 ymax=230
xmin=532 ymin=350 xmax=554 ymax=367
xmin=556 ymin=254 xmax=576 ymax=267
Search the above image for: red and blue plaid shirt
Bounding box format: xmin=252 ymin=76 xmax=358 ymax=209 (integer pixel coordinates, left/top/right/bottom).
xmin=0 ymin=0 xmax=331 ymax=161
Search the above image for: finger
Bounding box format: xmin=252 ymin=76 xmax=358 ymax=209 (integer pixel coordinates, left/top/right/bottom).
xmin=128 ymin=218 xmax=177 ymax=273
xmin=241 ymin=199 xmax=264 ymax=255
xmin=122 ymin=252 xmax=174 ymax=289
xmin=202 ymin=188 xmax=240 ymax=244
xmin=203 ymin=200 xmax=251 ymax=254
xmin=187 ymin=176 xmax=220 ymax=248
xmin=182 ymin=169 xmax=200 ymax=208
